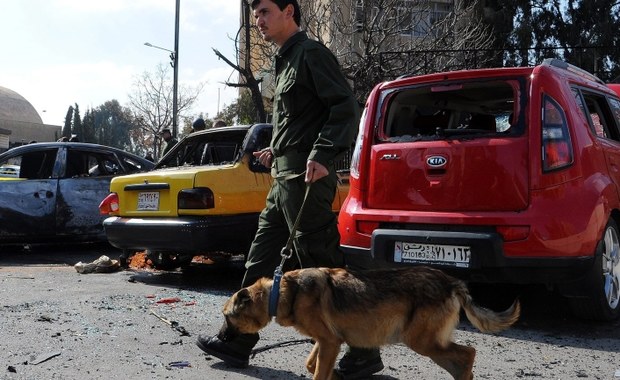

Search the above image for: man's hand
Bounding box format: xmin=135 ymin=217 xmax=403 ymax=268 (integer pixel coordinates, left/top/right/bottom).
xmin=253 ymin=148 xmax=273 ymax=168
xmin=305 ymin=160 xmax=328 ymax=183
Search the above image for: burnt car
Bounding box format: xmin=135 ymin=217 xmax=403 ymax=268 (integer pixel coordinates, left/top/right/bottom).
xmin=0 ymin=142 xmax=154 ymax=245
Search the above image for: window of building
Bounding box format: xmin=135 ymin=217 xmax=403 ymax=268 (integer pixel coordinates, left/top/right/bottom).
xmin=397 ymin=1 xmax=452 ymax=37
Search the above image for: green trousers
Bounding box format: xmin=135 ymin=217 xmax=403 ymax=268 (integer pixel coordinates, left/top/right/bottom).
xmin=242 ymin=168 xmax=344 ymax=287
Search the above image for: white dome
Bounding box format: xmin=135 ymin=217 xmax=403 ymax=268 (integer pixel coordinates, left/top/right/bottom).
xmin=0 ymin=86 xmax=43 ymax=124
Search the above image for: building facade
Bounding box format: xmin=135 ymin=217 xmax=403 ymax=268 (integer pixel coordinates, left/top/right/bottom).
xmin=238 ymin=0 xmax=462 ymax=107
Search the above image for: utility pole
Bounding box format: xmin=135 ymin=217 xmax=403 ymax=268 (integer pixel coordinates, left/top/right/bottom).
xmin=172 ymin=0 xmax=180 ymax=138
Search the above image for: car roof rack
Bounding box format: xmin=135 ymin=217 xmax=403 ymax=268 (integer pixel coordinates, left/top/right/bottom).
xmin=543 ymin=58 xmax=605 ymax=85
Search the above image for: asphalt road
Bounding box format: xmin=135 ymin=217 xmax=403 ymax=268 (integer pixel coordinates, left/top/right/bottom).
xmin=0 ymin=244 xmax=619 ymax=379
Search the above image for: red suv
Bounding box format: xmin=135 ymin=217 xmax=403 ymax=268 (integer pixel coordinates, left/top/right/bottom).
xmin=338 ymin=59 xmax=620 ymax=321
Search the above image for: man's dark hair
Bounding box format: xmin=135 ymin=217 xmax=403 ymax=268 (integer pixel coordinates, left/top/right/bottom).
xmin=250 ymin=0 xmax=301 ymax=26
xmin=192 ymin=118 xmax=206 ymax=131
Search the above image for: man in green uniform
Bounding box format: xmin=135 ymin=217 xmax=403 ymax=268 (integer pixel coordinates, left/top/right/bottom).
xmin=160 ymin=128 xmax=177 ymax=157
xmin=196 ymin=0 xmax=384 ymax=378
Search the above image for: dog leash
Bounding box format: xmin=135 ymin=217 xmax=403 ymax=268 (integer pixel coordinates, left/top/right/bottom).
xmin=250 ymin=338 xmax=313 ymax=358
xmin=269 ymin=172 xmax=312 ymax=317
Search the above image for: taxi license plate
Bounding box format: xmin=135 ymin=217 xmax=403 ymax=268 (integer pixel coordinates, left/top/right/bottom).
xmin=137 ymin=191 xmax=159 ymax=211
xmin=394 ymin=241 xmax=470 ymax=268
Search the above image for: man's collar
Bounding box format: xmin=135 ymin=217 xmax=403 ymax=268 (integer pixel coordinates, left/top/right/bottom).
xmin=277 ymin=31 xmax=307 ymax=57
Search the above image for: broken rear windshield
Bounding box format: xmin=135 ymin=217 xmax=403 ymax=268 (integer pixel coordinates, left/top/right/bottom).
xmin=379 ymin=79 xmax=524 ymax=142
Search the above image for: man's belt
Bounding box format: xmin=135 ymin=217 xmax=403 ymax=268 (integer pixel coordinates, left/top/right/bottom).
xmin=271 ymin=151 xmax=309 ymax=178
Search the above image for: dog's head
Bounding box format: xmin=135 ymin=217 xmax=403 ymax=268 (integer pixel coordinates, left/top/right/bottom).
xmin=219 ymin=278 xmax=273 ymax=341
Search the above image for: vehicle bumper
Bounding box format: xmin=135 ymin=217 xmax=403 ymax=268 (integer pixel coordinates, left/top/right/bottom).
xmin=103 ymin=214 xmax=259 ymax=254
xmin=342 ymin=228 xmax=595 ymax=284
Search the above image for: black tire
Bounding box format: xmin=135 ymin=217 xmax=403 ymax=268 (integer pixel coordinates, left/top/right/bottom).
xmin=568 ymin=219 xmax=620 ymax=321
xmin=118 ymin=249 xmax=132 ymax=269
xmin=146 ymin=250 xmax=182 ymax=271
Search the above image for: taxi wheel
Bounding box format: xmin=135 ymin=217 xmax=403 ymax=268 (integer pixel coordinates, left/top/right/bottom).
xmin=146 ymin=250 xmax=181 ymax=271
xmin=118 ymin=249 xmax=132 ymax=269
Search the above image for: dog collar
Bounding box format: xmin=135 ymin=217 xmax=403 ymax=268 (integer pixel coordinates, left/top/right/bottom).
xmin=268 ymin=272 xmax=282 ymax=317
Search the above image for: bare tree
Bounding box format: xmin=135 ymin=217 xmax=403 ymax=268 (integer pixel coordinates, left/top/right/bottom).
xmin=212 ymin=0 xmax=338 ymax=123
xmin=215 ymin=0 xmax=493 ymax=120
xmin=213 ymin=46 xmax=267 ymax=123
xmin=210 ymin=0 xmax=276 ymax=123
xmin=128 ymin=63 xmax=204 ymax=158
xmin=321 ymin=0 xmax=495 ymax=101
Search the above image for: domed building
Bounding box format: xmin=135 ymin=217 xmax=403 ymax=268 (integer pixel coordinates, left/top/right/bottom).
xmin=0 ymin=86 xmax=61 ymax=152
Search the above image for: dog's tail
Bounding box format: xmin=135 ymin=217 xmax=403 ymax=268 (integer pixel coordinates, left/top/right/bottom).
xmin=456 ymin=282 xmax=521 ymax=333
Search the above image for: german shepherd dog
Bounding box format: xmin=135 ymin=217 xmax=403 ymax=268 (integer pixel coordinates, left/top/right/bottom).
xmin=219 ymin=266 xmax=520 ymax=380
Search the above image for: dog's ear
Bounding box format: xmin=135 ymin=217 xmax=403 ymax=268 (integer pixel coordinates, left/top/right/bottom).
xmin=233 ymin=288 xmax=253 ymax=313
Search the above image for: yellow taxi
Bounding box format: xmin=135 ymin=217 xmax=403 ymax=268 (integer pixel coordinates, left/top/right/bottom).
xmin=100 ymin=124 xmax=350 ymax=269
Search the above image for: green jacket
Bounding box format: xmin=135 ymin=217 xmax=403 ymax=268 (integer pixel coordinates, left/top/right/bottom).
xmin=271 ymin=31 xmax=359 ymax=172
xmin=162 ymin=138 xmax=178 ymax=157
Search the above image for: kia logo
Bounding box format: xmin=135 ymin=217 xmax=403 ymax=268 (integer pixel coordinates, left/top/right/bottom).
xmin=427 ymin=156 xmax=447 ymax=167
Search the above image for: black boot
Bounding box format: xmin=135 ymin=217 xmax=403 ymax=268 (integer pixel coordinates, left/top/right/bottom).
xmin=336 ymin=346 xmax=384 ymax=379
xmin=196 ymin=332 xmax=259 ymax=368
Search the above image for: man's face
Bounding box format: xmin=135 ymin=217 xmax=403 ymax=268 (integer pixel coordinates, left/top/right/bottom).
xmin=252 ymin=0 xmax=291 ymax=45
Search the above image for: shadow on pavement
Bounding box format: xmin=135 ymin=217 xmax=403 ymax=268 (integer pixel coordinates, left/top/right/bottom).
xmin=0 ymin=242 xmax=246 ymax=292
xmin=0 ymin=242 xmax=120 ymax=266
xmin=209 ymin=361 xmax=400 ymax=380
xmin=470 ymin=282 xmax=620 ymax=331
xmin=127 ymin=259 xmax=245 ymax=292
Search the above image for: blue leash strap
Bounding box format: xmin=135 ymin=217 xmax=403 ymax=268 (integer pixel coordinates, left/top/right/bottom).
xmin=269 ymin=265 xmax=283 ymax=317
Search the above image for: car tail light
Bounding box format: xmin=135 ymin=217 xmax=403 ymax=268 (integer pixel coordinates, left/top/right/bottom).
xmin=99 ymin=193 xmax=119 ymax=215
xmin=542 ymin=96 xmax=573 ymax=171
xmin=350 ymin=108 xmax=367 ymax=178
xmin=543 ymin=140 xmax=572 ymax=170
xmin=178 ymin=188 xmax=214 ymax=209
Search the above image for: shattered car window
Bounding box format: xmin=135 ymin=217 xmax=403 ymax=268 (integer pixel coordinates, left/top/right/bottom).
xmin=0 ymin=149 xmax=59 ymax=180
xmin=381 ymin=79 xmax=523 ymax=142
xmin=157 ymin=130 xmax=248 ymax=168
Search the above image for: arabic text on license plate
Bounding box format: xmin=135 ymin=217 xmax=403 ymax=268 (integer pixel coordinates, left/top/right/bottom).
xmin=137 ymin=191 xmax=159 ymax=211
xmin=393 ymin=241 xmax=470 ymax=268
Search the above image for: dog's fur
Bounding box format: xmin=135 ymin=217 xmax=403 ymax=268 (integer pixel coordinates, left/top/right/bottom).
xmin=220 ymin=266 xmax=520 ymax=380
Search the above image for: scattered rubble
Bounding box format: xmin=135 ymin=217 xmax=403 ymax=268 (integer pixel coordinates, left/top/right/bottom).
xmin=2 ymin=247 xmax=618 ymax=379
xmin=74 ymin=255 xmax=120 ymax=274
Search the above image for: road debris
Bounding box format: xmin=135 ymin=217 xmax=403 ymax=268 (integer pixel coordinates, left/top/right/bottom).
xmin=150 ymin=309 xmax=190 ymax=336
xmin=36 ymin=315 xmax=53 ymax=322
xmin=156 ymin=297 xmax=181 ymax=304
xmin=167 ymin=361 xmax=191 ymax=369
xmin=4 ymin=275 xmax=35 ymax=280
xmin=74 ymin=255 xmax=120 ymax=274
xmin=128 ymin=251 xmax=152 ymax=269
xmin=30 ymin=351 xmax=61 ymax=365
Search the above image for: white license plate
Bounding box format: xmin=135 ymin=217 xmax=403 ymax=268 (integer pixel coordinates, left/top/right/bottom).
xmin=394 ymin=241 xmax=471 ymax=268
xmin=137 ymin=191 xmax=159 ymax=211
